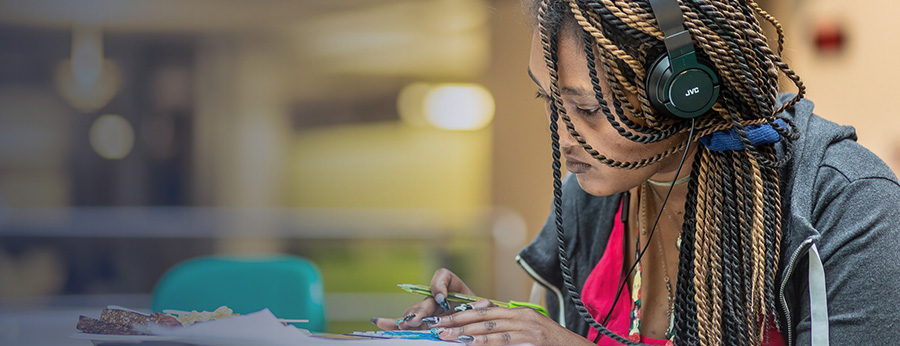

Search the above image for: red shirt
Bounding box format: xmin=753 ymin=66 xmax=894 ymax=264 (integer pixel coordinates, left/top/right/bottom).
xmin=580 ymin=204 xmax=785 ymax=346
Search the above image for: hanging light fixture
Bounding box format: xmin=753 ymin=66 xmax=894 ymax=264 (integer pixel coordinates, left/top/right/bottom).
xmin=55 ymin=25 xmax=121 ymax=112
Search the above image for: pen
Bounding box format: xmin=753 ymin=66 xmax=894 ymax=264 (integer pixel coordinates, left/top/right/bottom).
xmin=397 ymin=284 xmax=549 ymax=317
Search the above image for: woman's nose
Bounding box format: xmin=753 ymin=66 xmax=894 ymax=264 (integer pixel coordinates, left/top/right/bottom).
xmin=555 ymin=115 xmax=578 ymax=147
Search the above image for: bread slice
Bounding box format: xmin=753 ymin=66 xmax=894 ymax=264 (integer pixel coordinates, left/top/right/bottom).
xmin=76 ymin=308 xmax=182 ymax=335
xmin=76 ymin=315 xmax=146 ymax=335
xmin=100 ymin=309 xmax=182 ymax=328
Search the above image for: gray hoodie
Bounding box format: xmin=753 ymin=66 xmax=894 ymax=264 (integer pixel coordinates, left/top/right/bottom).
xmin=516 ymin=94 xmax=900 ymax=346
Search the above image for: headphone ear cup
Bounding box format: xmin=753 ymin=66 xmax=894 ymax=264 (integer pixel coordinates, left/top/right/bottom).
xmin=644 ymin=54 xmax=721 ymax=119
xmin=646 ymin=54 xmax=674 ymax=118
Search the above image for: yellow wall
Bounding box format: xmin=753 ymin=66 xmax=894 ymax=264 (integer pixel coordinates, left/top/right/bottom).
xmin=291 ymin=123 xmax=492 ymax=218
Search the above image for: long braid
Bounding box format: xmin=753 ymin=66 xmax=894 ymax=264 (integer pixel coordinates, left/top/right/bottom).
xmin=740 ymin=150 xmax=766 ymax=345
xmin=732 ymin=150 xmax=755 ymax=345
xmin=746 ymin=0 xmax=785 ymax=54
xmin=673 ymin=156 xmax=701 ymax=346
xmin=748 ymin=151 xmax=770 ymax=344
xmin=693 ymin=150 xmax=721 ymax=346
xmin=760 ymin=145 xmax=783 ymax=333
xmin=705 ymin=153 xmax=725 ymax=346
xmin=533 ymin=2 xmax=796 ymax=345
xmin=692 ymin=151 xmax=711 ymax=346
xmin=718 ymin=150 xmax=750 ymax=346
xmin=736 ymin=150 xmax=757 ymax=344
xmin=709 ymin=150 xmax=729 ymax=346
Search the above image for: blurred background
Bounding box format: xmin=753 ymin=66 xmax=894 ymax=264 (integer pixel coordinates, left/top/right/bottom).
xmin=0 ymin=0 xmax=898 ymax=344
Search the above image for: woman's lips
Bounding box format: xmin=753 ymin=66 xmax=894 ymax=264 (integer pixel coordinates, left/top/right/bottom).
xmin=564 ymin=157 xmax=592 ymax=174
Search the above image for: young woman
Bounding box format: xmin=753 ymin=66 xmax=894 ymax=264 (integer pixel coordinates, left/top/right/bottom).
xmin=373 ymin=1 xmax=900 ymax=345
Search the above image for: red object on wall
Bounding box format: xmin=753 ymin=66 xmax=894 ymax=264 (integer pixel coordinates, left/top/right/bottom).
xmin=814 ymin=20 xmax=845 ymax=54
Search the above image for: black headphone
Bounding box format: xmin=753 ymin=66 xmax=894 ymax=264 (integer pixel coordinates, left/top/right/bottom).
xmin=645 ymin=0 xmax=720 ymax=119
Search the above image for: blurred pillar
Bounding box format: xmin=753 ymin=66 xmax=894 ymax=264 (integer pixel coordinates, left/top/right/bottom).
xmin=193 ymin=33 xmax=293 ymax=254
xmin=482 ymin=0 xmax=551 ymax=302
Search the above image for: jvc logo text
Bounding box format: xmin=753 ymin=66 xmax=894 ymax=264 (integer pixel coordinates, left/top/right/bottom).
xmin=685 ymin=87 xmax=701 ymax=97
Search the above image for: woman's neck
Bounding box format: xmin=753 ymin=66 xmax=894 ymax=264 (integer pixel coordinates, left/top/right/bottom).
xmin=647 ymin=141 xmax=698 ymax=186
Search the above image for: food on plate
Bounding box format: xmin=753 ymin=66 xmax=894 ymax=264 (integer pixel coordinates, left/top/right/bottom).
xmin=76 ymin=308 xmax=182 ymax=335
xmin=169 ymin=305 xmax=235 ymax=325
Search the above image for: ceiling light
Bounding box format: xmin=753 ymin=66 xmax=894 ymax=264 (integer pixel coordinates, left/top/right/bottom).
xmin=423 ymin=84 xmax=494 ymax=131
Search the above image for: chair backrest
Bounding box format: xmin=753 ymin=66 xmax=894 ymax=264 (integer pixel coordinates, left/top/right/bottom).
xmin=152 ymin=254 xmax=326 ymax=332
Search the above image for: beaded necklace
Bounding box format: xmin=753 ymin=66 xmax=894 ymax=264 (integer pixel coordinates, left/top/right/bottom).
xmin=628 ymin=182 xmax=677 ymax=345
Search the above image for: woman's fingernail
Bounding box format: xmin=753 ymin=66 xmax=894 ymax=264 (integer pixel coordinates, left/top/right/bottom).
xmin=454 ymin=303 xmax=473 ymax=312
xmin=430 ymin=327 xmax=445 ymax=337
xmin=401 ymin=313 xmax=416 ymax=322
xmin=458 ymin=335 xmax=475 ymax=343
xmin=421 ymin=316 xmax=441 ymax=325
xmin=435 ymin=294 xmax=451 ymax=311
xmin=370 ymin=317 xmax=378 ymax=325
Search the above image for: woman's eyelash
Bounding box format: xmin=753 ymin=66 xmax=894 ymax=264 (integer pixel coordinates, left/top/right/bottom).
xmin=576 ymin=107 xmax=601 ymax=116
xmin=535 ymin=90 xmax=599 ymax=116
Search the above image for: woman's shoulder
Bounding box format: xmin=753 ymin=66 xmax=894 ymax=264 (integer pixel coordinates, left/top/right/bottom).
xmin=777 ymin=93 xmax=897 ymax=194
xmin=780 ymin=96 xmax=899 ymax=194
xmin=778 ymin=97 xmax=900 ymax=256
xmin=777 ymin=95 xmax=900 ymax=253
xmin=818 ymin=137 xmax=898 ymax=184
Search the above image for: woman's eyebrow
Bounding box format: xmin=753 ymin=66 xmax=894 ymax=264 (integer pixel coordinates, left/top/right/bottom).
xmin=560 ymin=86 xmax=591 ymax=97
xmin=527 ymin=68 xmax=545 ymax=92
xmin=527 ymin=68 xmax=592 ymax=97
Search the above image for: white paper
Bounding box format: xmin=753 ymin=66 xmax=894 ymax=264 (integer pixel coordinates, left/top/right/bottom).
xmin=148 ymin=309 xmax=455 ymax=346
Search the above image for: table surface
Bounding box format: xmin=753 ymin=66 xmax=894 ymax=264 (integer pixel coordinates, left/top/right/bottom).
xmin=1 ymin=307 xmax=99 ymax=346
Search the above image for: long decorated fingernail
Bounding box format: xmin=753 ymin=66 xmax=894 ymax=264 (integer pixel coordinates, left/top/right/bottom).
xmin=370 ymin=317 xmax=378 ymax=325
xmin=430 ymin=327 xmax=445 ymax=337
xmin=396 ymin=313 xmax=414 ymax=326
xmin=421 ymin=316 xmax=441 ymax=325
xmin=454 ymin=303 xmax=473 ymax=312
xmin=458 ymin=335 xmax=475 ymax=343
xmin=435 ymin=293 xmax=451 ymax=311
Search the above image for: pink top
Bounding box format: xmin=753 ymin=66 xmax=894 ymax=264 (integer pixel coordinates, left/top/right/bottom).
xmin=580 ymin=203 xmax=786 ymax=346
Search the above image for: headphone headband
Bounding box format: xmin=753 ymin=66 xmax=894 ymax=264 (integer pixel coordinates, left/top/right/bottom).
xmin=649 ymin=0 xmax=697 ymax=74
xmin=645 ymin=0 xmax=720 ymax=119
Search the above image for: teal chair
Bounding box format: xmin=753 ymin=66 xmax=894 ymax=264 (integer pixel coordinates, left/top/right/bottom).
xmin=152 ymin=254 xmax=326 ymax=332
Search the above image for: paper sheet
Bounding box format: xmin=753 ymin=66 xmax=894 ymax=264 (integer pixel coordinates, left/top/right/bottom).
xmin=148 ymin=309 xmax=456 ymax=345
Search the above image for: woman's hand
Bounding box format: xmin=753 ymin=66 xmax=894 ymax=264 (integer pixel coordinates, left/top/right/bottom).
xmin=428 ymin=300 xmax=594 ymax=346
xmin=371 ymin=268 xmax=476 ymax=330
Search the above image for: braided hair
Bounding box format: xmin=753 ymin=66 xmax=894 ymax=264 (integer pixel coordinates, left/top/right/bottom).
xmin=530 ymin=1 xmax=803 ymax=345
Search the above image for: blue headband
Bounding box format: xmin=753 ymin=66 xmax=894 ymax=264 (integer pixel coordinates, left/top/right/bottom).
xmin=699 ymin=119 xmax=785 ymax=151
